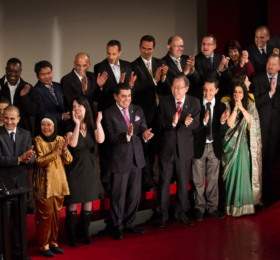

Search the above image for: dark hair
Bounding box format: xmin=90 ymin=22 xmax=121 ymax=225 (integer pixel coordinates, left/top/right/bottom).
xmin=223 ymin=40 xmax=242 ymax=58
xmin=204 ymin=78 xmax=219 ymax=89
xmin=268 ymin=53 xmax=280 ymax=64
xmin=173 ymin=74 xmax=190 ymax=87
xmin=7 ymin=58 xmax=22 ymax=67
xmin=73 ymin=96 xmax=95 ymax=134
xmin=231 ymin=73 xmax=247 ymax=84
xmin=202 ymin=34 xmax=217 ymax=44
xmin=34 ymin=60 xmax=53 ymax=76
xmin=256 ymin=25 xmax=270 ymax=36
xmin=0 ymin=96 xmax=10 ymax=105
xmin=114 ymin=83 xmax=131 ymax=95
xmin=230 ymin=82 xmax=248 ymax=113
xmin=167 ymin=36 xmax=174 ymax=45
xmin=107 ymin=40 xmax=121 ymax=52
xmin=140 ymin=35 xmax=156 ymax=47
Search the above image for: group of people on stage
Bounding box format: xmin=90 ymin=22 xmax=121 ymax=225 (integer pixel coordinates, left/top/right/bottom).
xmin=0 ymin=25 xmax=280 ymax=259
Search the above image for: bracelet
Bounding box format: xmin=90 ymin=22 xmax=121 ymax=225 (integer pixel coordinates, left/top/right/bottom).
xmin=233 ymin=109 xmax=238 ymax=112
xmin=62 ymin=149 xmax=67 ymax=152
xmin=241 ymin=109 xmax=246 ymax=113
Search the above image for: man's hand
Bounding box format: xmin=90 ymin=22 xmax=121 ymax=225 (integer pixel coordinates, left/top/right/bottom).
xmin=240 ymin=50 xmax=249 ymax=68
xmin=204 ymin=110 xmax=209 ymax=124
xmin=184 ymin=114 xmax=193 ymax=126
xmin=82 ymin=76 xmax=88 ymax=93
xmin=18 ymin=146 xmax=34 ymax=163
xmin=143 ymin=128 xmax=154 ymax=140
xmin=160 ymin=64 xmax=168 ymax=81
xmin=154 ymin=67 xmax=161 ymax=83
xmin=119 ymin=72 xmax=126 ymax=83
xmin=127 ymin=123 xmax=133 ymax=137
xmin=97 ymin=71 xmax=108 ymax=88
xmin=188 ymin=55 xmax=195 ymax=72
xmin=53 ymin=140 xmax=61 ymax=156
xmin=63 ymin=112 xmax=71 ymax=121
xmin=20 ymin=84 xmax=31 ymax=96
xmin=221 ymin=110 xmax=229 ymax=122
xmin=96 ymin=111 xmax=102 ymax=125
xmin=173 ymin=112 xmax=179 ymax=125
xmin=129 ymin=72 xmax=137 ymax=87
xmin=270 ymin=78 xmax=276 ymax=96
xmin=273 ymin=48 xmax=280 ymax=55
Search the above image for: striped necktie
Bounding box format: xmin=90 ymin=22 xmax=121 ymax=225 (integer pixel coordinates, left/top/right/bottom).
xmin=146 ymin=61 xmax=159 ymax=106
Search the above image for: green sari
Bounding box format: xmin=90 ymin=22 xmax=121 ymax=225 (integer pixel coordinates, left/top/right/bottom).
xmin=222 ymin=101 xmax=262 ymax=217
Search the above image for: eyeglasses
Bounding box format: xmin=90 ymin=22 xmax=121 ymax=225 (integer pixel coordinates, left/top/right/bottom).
xmin=173 ymin=45 xmax=184 ymax=49
xmin=171 ymin=86 xmax=187 ymax=90
xmin=201 ymin=43 xmax=214 ymax=46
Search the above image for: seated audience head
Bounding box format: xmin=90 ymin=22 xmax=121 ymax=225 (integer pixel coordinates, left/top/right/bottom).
xmin=0 ymin=96 xmax=10 ymax=126
xmin=113 ymin=83 xmax=131 ymax=109
xmin=139 ymin=35 xmax=156 ymax=60
xmin=255 ymin=26 xmax=270 ymax=49
xmin=107 ymin=40 xmax=121 ymax=65
xmin=167 ymin=36 xmax=184 ymax=59
xmin=40 ymin=114 xmax=57 ymax=141
xmin=266 ymin=54 xmax=280 ymax=77
xmin=230 ymin=81 xmax=248 ymax=111
xmin=3 ymin=105 xmax=20 ymax=131
xmin=201 ymin=34 xmax=217 ymax=57
xmin=74 ymin=53 xmax=91 ymax=77
xmin=171 ymin=74 xmax=189 ymax=100
xmin=5 ymin=58 xmax=22 ymax=86
xmin=231 ymin=74 xmax=251 ymax=91
xmin=224 ymin=40 xmax=242 ymax=64
xmin=203 ymin=78 xmax=219 ymax=102
xmin=34 ymin=60 xmax=53 ymax=86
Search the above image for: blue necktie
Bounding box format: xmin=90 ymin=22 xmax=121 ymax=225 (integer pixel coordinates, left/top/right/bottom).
xmin=208 ymin=57 xmax=213 ymax=68
xmin=261 ymin=49 xmax=267 ymax=63
xmin=10 ymin=132 xmax=15 ymax=152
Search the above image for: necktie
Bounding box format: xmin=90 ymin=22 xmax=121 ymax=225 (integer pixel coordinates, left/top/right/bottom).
xmin=177 ymin=101 xmax=182 ymax=120
xmin=146 ymin=61 xmax=159 ymax=106
xmin=206 ymin=102 xmax=213 ymax=141
xmin=112 ymin=65 xmax=120 ymax=83
xmin=261 ymin=48 xmax=267 ymax=63
xmin=208 ymin=57 xmax=213 ymax=68
xmin=46 ymin=85 xmax=58 ymax=105
xmin=122 ymin=108 xmax=130 ymax=127
xmin=175 ymin=59 xmax=183 ymax=72
xmin=10 ymin=132 xmax=15 ymax=152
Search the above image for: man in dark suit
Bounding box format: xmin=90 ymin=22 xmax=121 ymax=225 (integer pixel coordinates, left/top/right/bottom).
xmin=94 ymin=41 xmax=137 ymax=195
xmin=192 ymin=78 xmax=229 ymax=221
xmin=195 ymin=34 xmax=232 ymax=100
xmin=247 ymin=26 xmax=279 ymax=75
xmin=103 ymin=83 xmax=153 ymax=240
xmin=0 ymin=58 xmax=37 ymax=134
xmin=61 ymin=53 xmax=108 ymax=115
xmin=268 ymin=33 xmax=280 ymax=50
xmin=34 ymin=60 xmax=70 ymax=136
xmin=0 ymin=105 xmax=35 ymax=260
xmin=131 ymin=35 xmax=169 ymax=191
xmin=156 ymin=74 xmax=201 ymax=228
xmin=251 ymin=54 xmax=280 ymax=201
xmin=162 ymin=36 xmax=199 ymax=96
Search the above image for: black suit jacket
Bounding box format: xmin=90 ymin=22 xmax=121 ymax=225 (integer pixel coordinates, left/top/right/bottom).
xmin=195 ymin=52 xmax=232 ymax=99
xmin=268 ymin=34 xmax=280 ymax=49
xmin=251 ymin=71 xmax=280 ymax=139
xmin=60 ymin=69 xmax=101 ymax=114
xmin=0 ymin=126 xmax=35 ymax=190
xmin=94 ymin=59 xmax=132 ymax=112
xmin=162 ymin=53 xmax=199 ymax=96
xmin=158 ymin=95 xmax=200 ymax=161
xmin=247 ymin=44 xmax=274 ymax=74
xmin=103 ymin=104 xmax=147 ymax=174
xmin=34 ymin=81 xmax=66 ymax=136
xmin=193 ymin=99 xmax=228 ymax=160
xmin=131 ymin=56 xmax=170 ymax=124
xmin=0 ymin=76 xmax=37 ymax=133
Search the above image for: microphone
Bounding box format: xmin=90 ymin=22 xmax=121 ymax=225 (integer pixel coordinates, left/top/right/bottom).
xmin=0 ymin=179 xmax=10 ymax=195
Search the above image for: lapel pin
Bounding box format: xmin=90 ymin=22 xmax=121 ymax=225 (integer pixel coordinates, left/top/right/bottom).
xmin=131 ymin=111 xmax=133 ymax=113
xmin=185 ymin=106 xmax=188 ymax=108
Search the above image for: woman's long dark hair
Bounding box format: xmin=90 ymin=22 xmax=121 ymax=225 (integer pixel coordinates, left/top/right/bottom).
xmin=230 ymin=81 xmax=248 ymax=113
xmin=73 ymin=96 xmax=95 ymax=134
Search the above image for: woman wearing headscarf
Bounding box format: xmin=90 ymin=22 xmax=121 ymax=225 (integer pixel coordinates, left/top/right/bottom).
xmin=33 ymin=114 xmax=73 ymax=257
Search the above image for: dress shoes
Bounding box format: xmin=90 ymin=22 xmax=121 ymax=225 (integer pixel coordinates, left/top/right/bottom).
xmin=193 ymin=210 xmax=204 ymax=221
xmin=112 ymin=229 xmax=123 ymax=240
xmin=156 ymin=219 xmax=166 ymax=229
xmin=178 ymin=216 xmax=194 ymax=226
xmin=40 ymin=249 xmax=55 ymax=257
xmin=125 ymin=226 xmax=145 ymax=234
xmin=50 ymin=247 xmax=64 ymax=254
xmin=210 ymin=210 xmax=226 ymax=220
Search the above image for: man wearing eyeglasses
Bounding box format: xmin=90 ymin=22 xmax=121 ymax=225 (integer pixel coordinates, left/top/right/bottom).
xmin=195 ymin=34 xmax=232 ymax=100
xmin=162 ymin=36 xmax=199 ymax=96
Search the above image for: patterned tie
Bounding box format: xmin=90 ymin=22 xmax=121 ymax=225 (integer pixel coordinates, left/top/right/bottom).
xmin=122 ymin=108 xmax=130 ymax=127
xmin=206 ymin=102 xmax=213 ymax=141
xmin=112 ymin=65 xmax=120 ymax=83
xmin=208 ymin=57 xmax=213 ymax=68
xmin=146 ymin=61 xmax=159 ymax=106
xmin=175 ymin=59 xmax=183 ymax=72
xmin=46 ymin=85 xmax=58 ymax=105
xmin=261 ymin=48 xmax=267 ymax=63
xmin=10 ymin=132 xmax=15 ymax=152
xmin=177 ymin=101 xmax=182 ymax=120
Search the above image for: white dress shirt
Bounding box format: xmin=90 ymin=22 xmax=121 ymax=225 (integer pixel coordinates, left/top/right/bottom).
xmin=258 ymin=45 xmax=267 ymax=54
xmin=267 ymin=71 xmax=278 ymax=98
xmin=110 ymin=60 xmax=121 ymax=83
xmin=203 ymin=97 xmax=215 ymax=143
xmin=4 ymin=77 xmax=20 ymax=104
xmin=74 ymin=69 xmax=83 ymax=82
xmin=6 ymin=126 xmax=17 ymax=142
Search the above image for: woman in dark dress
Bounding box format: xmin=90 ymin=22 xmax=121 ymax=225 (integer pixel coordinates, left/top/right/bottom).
xmin=64 ymin=96 xmax=104 ymax=247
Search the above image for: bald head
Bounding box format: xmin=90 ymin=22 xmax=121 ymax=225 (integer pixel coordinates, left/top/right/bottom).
xmin=74 ymin=53 xmax=91 ymax=77
xmin=167 ymin=36 xmax=184 ymax=59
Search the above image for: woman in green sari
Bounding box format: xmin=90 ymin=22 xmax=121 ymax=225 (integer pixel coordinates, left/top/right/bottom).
xmin=222 ymin=82 xmax=262 ymax=217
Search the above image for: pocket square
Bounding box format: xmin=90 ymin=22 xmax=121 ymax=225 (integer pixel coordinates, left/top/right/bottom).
xmin=135 ymin=115 xmax=140 ymax=121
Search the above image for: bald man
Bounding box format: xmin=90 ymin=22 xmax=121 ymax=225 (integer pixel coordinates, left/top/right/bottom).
xmin=247 ymin=26 xmax=279 ymax=74
xmin=61 ymin=53 xmax=108 ymax=115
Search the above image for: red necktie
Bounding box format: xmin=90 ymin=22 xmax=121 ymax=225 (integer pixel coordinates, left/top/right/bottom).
xmin=177 ymin=101 xmax=182 ymax=119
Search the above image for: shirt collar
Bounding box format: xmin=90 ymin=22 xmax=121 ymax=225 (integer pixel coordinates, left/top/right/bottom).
xmin=44 ymin=83 xmax=53 ymax=88
xmin=203 ymin=97 xmax=216 ymax=106
xmin=175 ymin=95 xmax=185 ymax=105
xmin=204 ymin=52 xmax=214 ymax=59
xmin=109 ymin=60 xmax=120 ymax=67
xmin=5 ymin=126 xmax=17 ymax=135
xmin=116 ymin=102 xmax=129 ymax=112
xmin=267 ymin=71 xmax=278 ymax=81
xmin=257 ymin=44 xmax=267 ymax=52
xmin=4 ymin=76 xmax=20 ymax=88
xmin=74 ymin=69 xmax=83 ymax=81
xmin=141 ymin=56 xmax=152 ymax=65
xmin=169 ymin=54 xmax=181 ymax=63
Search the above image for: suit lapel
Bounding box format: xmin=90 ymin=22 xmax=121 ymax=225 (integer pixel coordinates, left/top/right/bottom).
xmin=15 ymin=127 xmax=22 ymax=156
xmin=1 ymin=127 xmax=14 ymax=155
xmin=113 ymin=104 xmax=129 ymax=130
xmin=165 ymin=54 xmax=180 ymax=74
xmin=53 ymin=83 xmax=64 ymax=110
xmin=180 ymin=56 xmax=188 ymax=71
xmin=104 ymin=59 xmax=117 ymax=85
xmin=39 ymin=82 xmax=58 ymax=107
xmin=71 ymin=70 xmax=83 ymax=94
xmin=129 ymin=105 xmax=135 ymax=125
xmin=180 ymin=95 xmax=190 ymax=122
xmin=139 ymin=57 xmax=153 ymax=79
xmin=213 ymin=53 xmax=220 ymax=69
xmin=202 ymin=55 xmax=212 ymax=70
xmin=253 ymin=44 xmax=265 ymax=64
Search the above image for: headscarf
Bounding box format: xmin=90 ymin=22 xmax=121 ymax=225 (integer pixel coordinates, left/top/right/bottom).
xmin=40 ymin=114 xmax=57 ymax=142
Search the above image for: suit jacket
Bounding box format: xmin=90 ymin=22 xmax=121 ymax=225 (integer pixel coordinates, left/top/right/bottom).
xmin=158 ymin=94 xmax=201 ymax=161
xmin=0 ymin=76 xmax=37 ymax=133
xmin=162 ymin=53 xmax=199 ymax=96
xmin=60 ymin=69 xmax=101 ymax=114
xmin=251 ymin=71 xmax=280 ymax=139
xmin=94 ymin=59 xmax=132 ymax=112
xmin=0 ymin=126 xmax=35 ymax=190
xmin=268 ymin=34 xmax=280 ymax=50
xmin=192 ymin=99 xmax=228 ymax=160
xmin=247 ymin=44 xmax=274 ymax=74
xmin=103 ymin=104 xmax=147 ymax=174
xmin=195 ymin=52 xmax=232 ymax=99
xmin=131 ymin=56 xmax=170 ymax=124
xmin=34 ymin=81 xmax=66 ymax=136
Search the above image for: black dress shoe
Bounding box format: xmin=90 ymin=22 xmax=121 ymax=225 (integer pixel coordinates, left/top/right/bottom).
xmin=178 ymin=216 xmax=194 ymax=226
xmin=40 ymin=249 xmax=55 ymax=257
xmin=156 ymin=219 xmax=166 ymax=229
xmin=125 ymin=226 xmax=145 ymax=234
xmin=50 ymin=247 xmax=64 ymax=254
xmin=210 ymin=210 xmax=226 ymax=220
xmin=112 ymin=229 xmax=123 ymax=240
xmin=194 ymin=210 xmax=204 ymax=221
